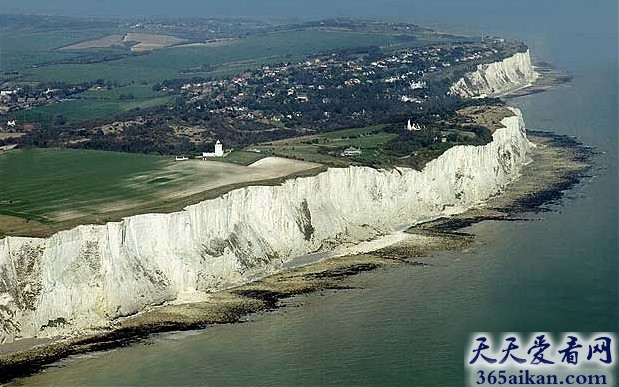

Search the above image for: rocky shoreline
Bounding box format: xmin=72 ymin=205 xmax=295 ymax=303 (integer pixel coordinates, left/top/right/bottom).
xmin=0 ymin=131 xmax=593 ymax=384
xmin=505 ymin=59 xmax=573 ymax=99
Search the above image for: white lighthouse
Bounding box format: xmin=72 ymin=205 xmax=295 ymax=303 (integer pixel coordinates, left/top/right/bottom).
xmin=202 ymin=140 xmax=225 ymax=158
xmin=214 ymin=140 xmax=224 ymax=157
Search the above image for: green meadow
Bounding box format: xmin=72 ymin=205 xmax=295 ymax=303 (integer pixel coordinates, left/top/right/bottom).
xmin=0 ymin=148 xmax=173 ymax=221
xmin=18 ymin=29 xmax=410 ymax=83
xmin=251 ymin=124 xmax=397 ymax=166
xmin=0 ymin=147 xmax=322 ymax=237
xmin=11 ymin=94 xmax=173 ymax=123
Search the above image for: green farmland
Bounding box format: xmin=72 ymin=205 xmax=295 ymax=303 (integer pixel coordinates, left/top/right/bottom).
xmin=250 ymin=125 xmax=398 ymax=166
xmin=0 ymin=148 xmax=172 ymax=222
xmin=16 ymin=29 xmax=415 ymax=84
xmin=0 ymin=148 xmax=321 ymax=237
xmin=11 ymin=94 xmax=173 ymax=123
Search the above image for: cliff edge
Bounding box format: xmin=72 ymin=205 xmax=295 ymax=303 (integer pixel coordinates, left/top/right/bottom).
xmin=0 ymin=106 xmax=531 ymax=344
xmin=449 ymin=50 xmax=539 ymax=98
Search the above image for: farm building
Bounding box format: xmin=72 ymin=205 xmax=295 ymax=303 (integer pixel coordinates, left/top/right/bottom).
xmin=341 ymin=146 xmax=362 ymax=157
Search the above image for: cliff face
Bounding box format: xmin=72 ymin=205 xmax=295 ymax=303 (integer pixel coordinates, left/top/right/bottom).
xmin=0 ymin=108 xmax=531 ymax=344
xmin=449 ymin=50 xmax=538 ymax=98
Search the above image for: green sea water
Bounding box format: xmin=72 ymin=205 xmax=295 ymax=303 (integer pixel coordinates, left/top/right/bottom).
xmin=10 ymin=2 xmax=618 ymax=386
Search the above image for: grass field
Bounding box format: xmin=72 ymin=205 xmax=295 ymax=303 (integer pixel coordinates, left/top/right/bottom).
xmin=0 ymin=19 xmax=474 ymax=238
xmin=8 ymin=84 xmax=173 ymax=123
xmin=17 ymin=29 xmax=419 ymax=84
xmin=220 ymin=150 xmax=267 ymax=165
xmin=0 ymin=17 xmax=127 ymax=74
xmin=10 ymin=97 xmax=174 ymax=123
xmin=250 ymin=124 xmax=397 ymax=166
xmin=0 ymin=148 xmax=322 ymax=237
xmin=0 ymin=148 xmax=171 ymax=221
xmin=10 ymin=90 xmax=173 ymax=123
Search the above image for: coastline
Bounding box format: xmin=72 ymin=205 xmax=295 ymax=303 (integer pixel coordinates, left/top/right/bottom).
xmin=0 ymin=130 xmax=594 ymax=384
xmin=0 ymin=105 xmax=533 ymax=345
xmin=0 ymin=49 xmax=585 ymax=382
xmin=504 ymin=61 xmax=572 ymax=99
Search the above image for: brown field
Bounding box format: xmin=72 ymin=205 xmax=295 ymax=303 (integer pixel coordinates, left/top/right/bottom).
xmin=61 ymin=35 xmax=125 ymax=50
xmin=456 ymin=105 xmax=515 ymax=132
xmin=0 ymin=132 xmax=26 ymax=140
xmin=61 ymin=33 xmax=187 ymax=52
xmin=117 ymin=156 xmax=322 ymax=205
xmin=174 ymin=38 xmax=239 ymax=49
xmin=124 ymin=33 xmax=188 ymax=52
xmin=0 ymin=133 xmax=25 ymax=152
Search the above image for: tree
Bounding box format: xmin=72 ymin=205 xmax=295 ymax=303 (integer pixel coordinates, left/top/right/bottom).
xmin=52 ymin=114 xmax=66 ymax=126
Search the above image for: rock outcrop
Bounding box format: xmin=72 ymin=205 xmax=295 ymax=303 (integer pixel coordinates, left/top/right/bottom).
xmin=449 ymin=50 xmax=538 ymax=98
xmin=0 ymin=108 xmax=531 ymax=344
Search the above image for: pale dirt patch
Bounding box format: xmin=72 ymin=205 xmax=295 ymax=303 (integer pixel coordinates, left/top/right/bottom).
xmin=0 ymin=133 xmax=25 ymax=140
xmin=61 ymin=35 xmax=125 ymax=50
xmin=457 ymin=105 xmax=515 ymax=132
xmin=85 ymin=199 xmax=153 ymax=217
xmin=0 ymin=144 xmax=18 ymax=152
xmin=60 ymin=33 xmax=187 ymax=52
xmin=50 ymin=210 xmax=90 ymax=222
xmin=124 ymin=33 xmax=187 ymax=52
xmin=156 ymin=157 xmax=320 ymax=201
xmin=173 ymin=38 xmax=239 ymax=49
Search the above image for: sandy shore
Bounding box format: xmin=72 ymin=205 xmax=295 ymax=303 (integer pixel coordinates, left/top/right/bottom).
xmin=0 ymin=132 xmax=593 ymax=383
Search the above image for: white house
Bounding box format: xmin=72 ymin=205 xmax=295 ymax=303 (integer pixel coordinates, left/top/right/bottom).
xmin=406 ymin=119 xmax=423 ymax=131
xmin=202 ymin=140 xmax=225 ymax=158
xmin=341 ymin=146 xmax=362 ymax=157
xmin=6 ymin=120 xmax=16 ymax=127
xmin=409 ymin=80 xmax=427 ymax=90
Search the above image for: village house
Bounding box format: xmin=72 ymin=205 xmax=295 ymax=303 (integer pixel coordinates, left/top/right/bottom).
xmin=406 ymin=119 xmax=423 ymax=131
xmin=341 ymin=146 xmax=362 ymax=157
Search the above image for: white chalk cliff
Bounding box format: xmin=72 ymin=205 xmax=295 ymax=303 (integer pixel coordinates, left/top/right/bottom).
xmin=449 ymin=50 xmax=538 ymax=98
xmin=0 ymin=106 xmax=532 ymax=344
